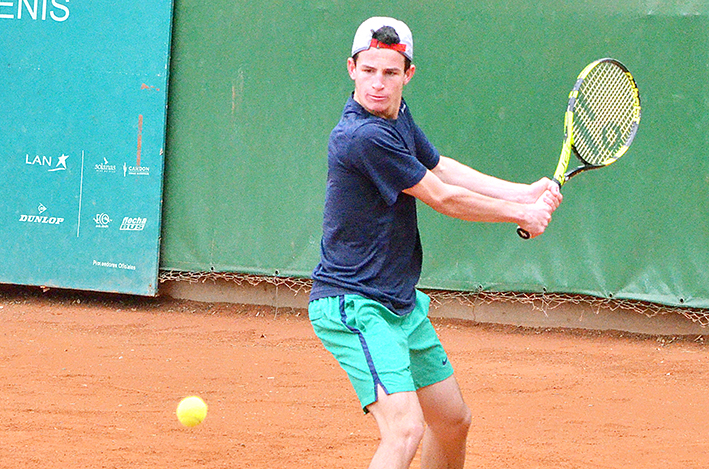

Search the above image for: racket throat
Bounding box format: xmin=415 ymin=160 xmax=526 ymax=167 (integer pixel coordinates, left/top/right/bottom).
xmin=552 ymin=144 xmax=572 ymax=186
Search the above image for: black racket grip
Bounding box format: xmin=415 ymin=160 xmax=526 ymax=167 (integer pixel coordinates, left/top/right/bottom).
xmin=516 ymin=227 xmax=531 ymax=239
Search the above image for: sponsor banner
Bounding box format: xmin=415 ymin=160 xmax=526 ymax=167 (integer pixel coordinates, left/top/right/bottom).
xmin=0 ymin=1 xmax=174 ymax=295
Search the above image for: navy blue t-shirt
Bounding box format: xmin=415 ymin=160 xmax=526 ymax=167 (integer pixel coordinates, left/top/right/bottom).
xmin=310 ymin=96 xmax=440 ymax=316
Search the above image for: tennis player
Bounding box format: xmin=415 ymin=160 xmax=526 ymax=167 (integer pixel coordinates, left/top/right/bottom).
xmin=309 ymin=17 xmax=562 ymax=469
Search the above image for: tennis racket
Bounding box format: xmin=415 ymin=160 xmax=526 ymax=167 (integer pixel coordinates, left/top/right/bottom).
xmin=517 ymin=58 xmax=641 ymax=239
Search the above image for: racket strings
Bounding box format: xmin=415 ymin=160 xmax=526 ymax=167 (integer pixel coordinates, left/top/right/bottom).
xmin=573 ymin=62 xmax=639 ymax=166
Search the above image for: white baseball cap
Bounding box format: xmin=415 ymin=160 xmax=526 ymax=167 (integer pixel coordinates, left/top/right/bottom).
xmin=351 ymin=17 xmax=414 ymax=61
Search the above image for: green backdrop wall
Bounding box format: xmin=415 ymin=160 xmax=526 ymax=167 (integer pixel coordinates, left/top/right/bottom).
xmin=160 ymin=1 xmax=709 ymax=309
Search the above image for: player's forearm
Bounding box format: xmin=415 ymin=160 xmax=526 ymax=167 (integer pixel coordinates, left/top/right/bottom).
xmin=418 ymin=183 xmax=527 ymax=225
xmin=405 ymin=170 xmax=553 ymax=235
xmin=433 ymin=156 xmax=531 ymax=203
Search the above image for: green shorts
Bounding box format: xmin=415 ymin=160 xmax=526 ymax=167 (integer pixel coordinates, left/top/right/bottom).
xmin=309 ymin=290 xmax=454 ymax=411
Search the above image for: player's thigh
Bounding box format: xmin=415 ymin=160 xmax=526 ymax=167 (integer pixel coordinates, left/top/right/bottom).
xmin=405 ymin=291 xmax=454 ymax=390
xmin=367 ymin=386 xmax=425 ymax=428
xmin=309 ymin=295 xmax=415 ymax=409
xmin=416 ymin=375 xmax=470 ymax=428
xmin=309 ymin=296 xmax=377 ymax=380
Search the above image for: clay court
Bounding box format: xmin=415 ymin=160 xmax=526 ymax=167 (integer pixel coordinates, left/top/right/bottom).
xmin=2 ymin=284 xmax=709 ymax=468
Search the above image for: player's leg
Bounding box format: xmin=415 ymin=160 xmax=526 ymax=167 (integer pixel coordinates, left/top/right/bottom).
xmin=404 ymin=291 xmax=471 ymax=468
xmin=417 ymin=375 xmax=471 ymax=469
xmin=309 ymin=295 xmax=427 ymax=468
xmin=366 ymin=386 xmax=425 ymax=469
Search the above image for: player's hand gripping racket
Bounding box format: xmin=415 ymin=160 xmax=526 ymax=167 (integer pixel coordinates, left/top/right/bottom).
xmin=517 ymin=58 xmax=641 ymax=239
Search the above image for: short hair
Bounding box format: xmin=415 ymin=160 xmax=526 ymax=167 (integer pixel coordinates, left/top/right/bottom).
xmin=352 ymin=26 xmax=412 ymax=71
xmin=372 ymin=25 xmax=400 ymax=45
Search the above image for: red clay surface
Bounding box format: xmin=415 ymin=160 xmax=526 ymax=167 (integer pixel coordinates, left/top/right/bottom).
xmin=2 ymin=285 xmax=709 ymax=468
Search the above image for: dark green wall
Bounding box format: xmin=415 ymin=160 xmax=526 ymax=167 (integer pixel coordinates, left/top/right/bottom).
xmin=161 ymin=1 xmax=709 ymax=309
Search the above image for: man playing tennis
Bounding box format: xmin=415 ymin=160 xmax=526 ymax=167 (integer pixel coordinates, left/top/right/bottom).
xmin=309 ymin=17 xmax=562 ymax=469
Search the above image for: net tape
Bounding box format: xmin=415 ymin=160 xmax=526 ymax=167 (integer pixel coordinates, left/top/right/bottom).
xmin=159 ymin=270 xmax=709 ymax=327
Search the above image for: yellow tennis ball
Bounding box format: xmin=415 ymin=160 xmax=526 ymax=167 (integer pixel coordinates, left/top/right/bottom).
xmin=176 ymin=396 xmax=208 ymax=427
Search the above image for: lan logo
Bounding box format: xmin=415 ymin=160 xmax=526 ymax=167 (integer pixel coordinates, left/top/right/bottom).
xmin=26 ymin=153 xmax=69 ymax=171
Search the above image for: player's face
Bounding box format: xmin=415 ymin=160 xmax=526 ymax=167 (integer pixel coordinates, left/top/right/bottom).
xmin=348 ymin=48 xmax=415 ymax=120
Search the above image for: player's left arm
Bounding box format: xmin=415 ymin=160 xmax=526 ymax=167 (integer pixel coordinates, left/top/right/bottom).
xmin=431 ymin=155 xmax=561 ymax=206
xmin=403 ymin=169 xmax=558 ymax=237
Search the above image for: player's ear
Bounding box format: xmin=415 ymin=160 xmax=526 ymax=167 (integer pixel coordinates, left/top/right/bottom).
xmin=347 ymin=57 xmax=357 ymax=80
xmin=403 ymin=63 xmax=416 ymax=85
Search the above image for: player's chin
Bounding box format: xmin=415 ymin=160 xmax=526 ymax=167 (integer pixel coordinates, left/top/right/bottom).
xmin=364 ymin=97 xmax=393 ymax=116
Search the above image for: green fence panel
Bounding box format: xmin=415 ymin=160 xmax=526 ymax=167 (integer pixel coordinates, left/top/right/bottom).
xmin=162 ymin=1 xmax=709 ymax=309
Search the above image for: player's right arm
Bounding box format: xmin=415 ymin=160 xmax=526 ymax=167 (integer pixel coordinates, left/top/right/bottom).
xmin=403 ymin=169 xmax=557 ymax=238
xmin=432 ymin=155 xmax=561 ymax=205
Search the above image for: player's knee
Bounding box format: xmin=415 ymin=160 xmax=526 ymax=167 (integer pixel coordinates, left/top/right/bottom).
xmin=408 ymin=417 xmax=427 ymax=444
xmin=437 ymin=403 xmax=472 ymax=438
xmin=383 ymin=416 xmax=426 ymax=454
xmin=458 ymin=403 xmax=472 ymax=433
